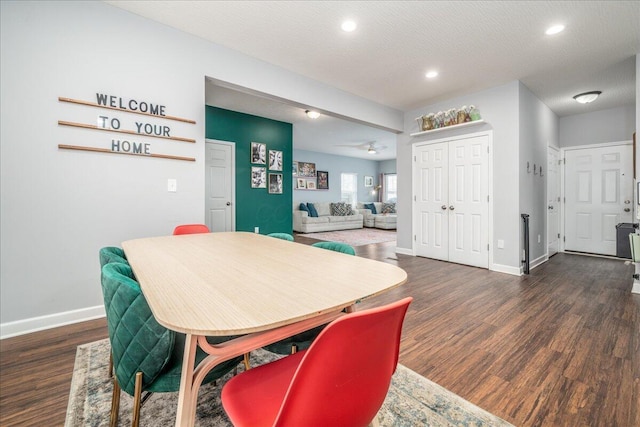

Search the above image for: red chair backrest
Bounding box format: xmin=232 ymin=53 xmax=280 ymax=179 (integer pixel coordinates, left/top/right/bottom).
xmin=274 ymin=297 xmax=412 ymax=427
xmin=172 ymin=224 xmax=210 ymax=235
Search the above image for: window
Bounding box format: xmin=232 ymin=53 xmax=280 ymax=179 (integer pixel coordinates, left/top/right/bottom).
xmin=341 ymin=173 xmax=358 ymax=206
xmin=384 ymin=174 xmax=397 ymax=202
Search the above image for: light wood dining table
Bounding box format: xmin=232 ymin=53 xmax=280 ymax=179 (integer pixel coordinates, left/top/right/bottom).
xmin=122 ymin=231 xmax=407 ymax=427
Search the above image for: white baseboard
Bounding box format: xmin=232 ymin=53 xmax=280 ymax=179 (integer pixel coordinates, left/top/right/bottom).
xmin=0 ymin=305 xmax=105 ymax=340
xmin=632 ymin=280 xmax=640 ymax=294
xmin=395 ymin=247 xmax=413 ymax=256
xmin=530 ymin=254 xmax=548 ymax=271
xmin=490 ymin=263 xmax=522 ymax=276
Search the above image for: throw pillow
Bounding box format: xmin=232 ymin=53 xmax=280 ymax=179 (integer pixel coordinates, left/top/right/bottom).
xmin=330 ymin=202 xmax=353 ymax=216
xmin=381 ymin=202 xmax=396 ymax=214
xmin=365 ymin=203 xmax=377 ymax=214
xmin=307 ymin=203 xmax=319 ymax=218
xmin=299 ymin=203 xmax=309 ymax=213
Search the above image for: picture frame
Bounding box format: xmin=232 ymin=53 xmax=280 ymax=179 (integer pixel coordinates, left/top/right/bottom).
xmin=306 ymin=180 xmax=316 ymax=190
xmin=251 ymin=142 xmax=266 ymax=164
xmin=292 ymin=162 xmax=299 ymax=176
xmin=317 ymin=171 xmax=329 ymax=190
xmin=268 ymin=173 xmax=283 ymax=194
xmin=269 ymin=150 xmax=283 ymax=171
xmin=251 ymin=166 xmax=266 ymax=188
xmin=364 ymin=176 xmax=374 ymax=187
xmin=297 ymin=178 xmax=306 ymax=189
xmin=297 ymin=161 xmax=316 ymax=177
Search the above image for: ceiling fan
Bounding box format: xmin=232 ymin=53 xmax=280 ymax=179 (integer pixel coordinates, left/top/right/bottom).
xmin=334 ymin=141 xmax=387 ymax=155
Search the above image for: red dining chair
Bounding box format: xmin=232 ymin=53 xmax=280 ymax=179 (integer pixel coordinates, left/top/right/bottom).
xmin=221 ymin=297 xmax=412 ymax=427
xmin=172 ymin=224 xmax=210 ymax=235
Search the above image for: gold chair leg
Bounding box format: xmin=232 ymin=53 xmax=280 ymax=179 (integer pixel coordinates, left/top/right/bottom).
xmin=243 ymin=352 xmax=251 ymax=370
xmin=291 ymin=344 xmax=298 ymax=354
xmin=109 ymin=376 xmax=121 ymax=427
xmin=131 ymin=372 xmax=143 ymax=427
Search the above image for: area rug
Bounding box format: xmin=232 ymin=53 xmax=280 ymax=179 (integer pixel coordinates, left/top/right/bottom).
xmin=299 ymin=228 xmax=396 ymax=247
xmin=65 ymin=339 xmax=514 ymax=427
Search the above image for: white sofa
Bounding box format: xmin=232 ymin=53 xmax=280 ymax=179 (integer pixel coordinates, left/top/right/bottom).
xmin=293 ymin=202 xmax=363 ymax=233
xmin=356 ymin=202 xmax=397 ymax=230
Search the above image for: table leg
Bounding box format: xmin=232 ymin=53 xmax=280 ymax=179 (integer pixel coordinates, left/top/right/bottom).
xmin=175 ymin=334 xmax=198 ymax=427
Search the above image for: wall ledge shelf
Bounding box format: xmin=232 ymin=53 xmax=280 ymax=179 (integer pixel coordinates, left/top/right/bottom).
xmin=410 ymin=119 xmax=485 ymax=137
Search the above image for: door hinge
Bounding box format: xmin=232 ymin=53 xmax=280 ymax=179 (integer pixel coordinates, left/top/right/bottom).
xmin=414 ymin=235 xmax=417 ymax=241
xmin=487 ymin=243 xmax=490 ymax=251
xmin=557 ymin=196 xmax=560 ymax=202
xmin=557 ymin=233 xmax=560 ymax=238
xmin=414 ymin=155 xmax=417 ymax=162
xmin=563 ymin=158 xmax=566 ymax=165
xmin=487 ymin=195 xmax=490 ymax=202
xmin=563 ymin=236 xmax=566 ymax=242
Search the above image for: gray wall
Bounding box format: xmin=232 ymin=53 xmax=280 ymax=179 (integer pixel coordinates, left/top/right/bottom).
xmin=293 ymin=149 xmax=388 ymax=205
xmin=518 ymin=83 xmax=559 ymax=264
xmin=400 ymin=81 xmax=521 ymax=271
xmin=0 ymin=1 xmax=403 ymax=336
xmin=559 ymin=104 xmax=635 ymax=147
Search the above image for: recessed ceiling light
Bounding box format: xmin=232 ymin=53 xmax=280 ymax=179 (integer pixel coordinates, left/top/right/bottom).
xmin=573 ymin=91 xmax=601 ymax=104
xmin=545 ymin=24 xmax=565 ymax=35
xmin=341 ymin=20 xmax=357 ymax=32
xmin=305 ymin=110 xmax=320 ymax=119
xmin=425 ymin=71 xmax=438 ymax=79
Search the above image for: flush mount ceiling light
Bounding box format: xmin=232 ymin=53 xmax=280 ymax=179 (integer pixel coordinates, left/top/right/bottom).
xmin=341 ymin=20 xmax=357 ymax=32
xmin=305 ymin=110 xmax=320 ymax=119
xmin=545 ymin=24 xmax=565 ymax=35
xmin=425 ymin=70 xmax=439 ymax=79
xmin=573 ymin=91 xmax=602 ymax=104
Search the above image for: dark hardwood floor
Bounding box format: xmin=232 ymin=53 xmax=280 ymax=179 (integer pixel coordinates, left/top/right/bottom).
xmin=1 ymin=236 xmax=638 ymax=426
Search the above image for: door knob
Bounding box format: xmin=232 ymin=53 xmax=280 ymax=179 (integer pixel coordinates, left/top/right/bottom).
xmin=625 ymin=200 xmax=631 ymax=204
xmin=441 ymin=205 xmax=447 ymax=210
xmin=624 ymin=207 xmax=631 ymax=212
xmin=449 ymin=205 xmax=455 ymax=210
xmin=226 ymin=202 xmax=231 ymax=206
xmin=548 ymin=205 xmax=554 ymax=210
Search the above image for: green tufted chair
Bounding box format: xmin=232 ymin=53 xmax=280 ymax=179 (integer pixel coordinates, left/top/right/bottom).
xmin=311 ymin=241 xmax=357 ymax=255
xmin=263 ymin=241 xmax=356 ymax=356
xmin=99 ymin=246 xmax=128 ymax=267
xmin=266 ymin=232 xmax=294 ymax=241
xmin=101 ymin=262 xmax=243 ymax=427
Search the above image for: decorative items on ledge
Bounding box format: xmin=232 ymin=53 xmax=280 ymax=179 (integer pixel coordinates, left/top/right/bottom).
xmin=411 ymin=105 xmax=482 ymax=137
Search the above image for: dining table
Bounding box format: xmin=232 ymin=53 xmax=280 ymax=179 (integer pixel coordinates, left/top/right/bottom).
xmin=122 ymin=231 xmax=408 ymax=427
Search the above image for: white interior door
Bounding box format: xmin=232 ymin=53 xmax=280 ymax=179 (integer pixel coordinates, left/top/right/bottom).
xmin=205 ymin=140 xmax=235 ymax=232
xmin=547 ymin=147 xmax=560 ymax=256
xmin=414 ymin=142 xmax=449 ymax=261
xmin=413 ymin=134 xmax=489 ymax=268
xmin=564 ymin=143 xmax=633 ymax=255
xmin=447 ymin=136 xmax=489 ymax=268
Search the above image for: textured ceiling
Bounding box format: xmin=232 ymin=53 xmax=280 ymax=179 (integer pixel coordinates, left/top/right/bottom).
xmin=105 ymin=1 xmax=639 ymax=159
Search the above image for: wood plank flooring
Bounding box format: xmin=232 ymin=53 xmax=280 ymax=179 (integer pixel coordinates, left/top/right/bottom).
xmin=1 ymin=237 xmax=638 ymax=426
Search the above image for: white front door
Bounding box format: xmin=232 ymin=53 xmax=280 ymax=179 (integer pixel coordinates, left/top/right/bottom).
xmin=205 ymin=140 xmax=235 ymax=232
xmin=413 ymin=134 xmax=489 ymax=268
xmin=547 ymin=147 xmax=560 ymax=256
xmin=564 ymin=143 xmax=633 ymax=255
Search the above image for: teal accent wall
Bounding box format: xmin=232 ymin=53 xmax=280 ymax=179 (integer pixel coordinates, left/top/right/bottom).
xmin=205 ymin=106 xmax=293 ymax=234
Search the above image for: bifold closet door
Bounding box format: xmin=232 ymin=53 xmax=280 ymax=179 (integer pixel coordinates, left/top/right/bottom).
xmin=414 ymin=135 xmax=489 ymax=268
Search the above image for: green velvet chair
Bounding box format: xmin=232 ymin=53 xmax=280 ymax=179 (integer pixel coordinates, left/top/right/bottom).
xmin=311 ymin=241 xmax=357 ymax=255
xmin=101 ymin=262 xmax=243 ymax=427
xmin=99 ymin=246 xmax=128 ymax=267
xmin=267 ymin=232 xmax=294 ymax=241
xmin=263 ymin=241 xmax=356 ymax=356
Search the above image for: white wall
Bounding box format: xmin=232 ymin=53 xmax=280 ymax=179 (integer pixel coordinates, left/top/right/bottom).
xmin=0 ymin=1 xmax=403 ymax=337
xmin=559 ymin=104 xmax=635 ymax=147
xmin=518 ymin=83 xmax=559 ymax=265
xmin=399 ymin=82 xmax=521 ymax=270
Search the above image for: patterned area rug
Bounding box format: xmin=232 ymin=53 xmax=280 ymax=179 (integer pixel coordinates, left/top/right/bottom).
xmin=65 ymin=339 xmax=514 ymax=427
xmin=298 ymin=228 xmax=396 ymax=246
